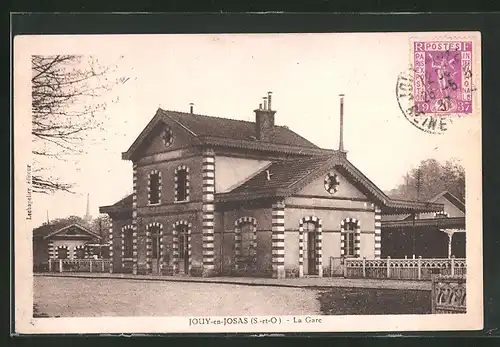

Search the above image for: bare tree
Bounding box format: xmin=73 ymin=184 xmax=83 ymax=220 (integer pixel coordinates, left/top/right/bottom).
xmin=31 ymin=55 xmax=126 ymax=194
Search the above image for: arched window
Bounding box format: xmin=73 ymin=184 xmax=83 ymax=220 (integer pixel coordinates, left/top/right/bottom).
xmin=435 ymin=211 xmax=449 ymax=218
xmin=234 ymin=217 xmax=257 ymax=267
xmin=175 ymin=165 xmax=190 ymax=202
xmin=240 ymin=222 xmax=255 ymax=258
xmin=148 ymin=170 xmax=162 ymax=205
xmin=122 ymin=226 xmax=134 ymax=258
xmin=57 ymin=246 xmax=69 ymax=259
xmin=74 ymin=246 xmax=86 ymax=259
xmin=172 ymin=221 xmax=191 ymax=274
xmin=341 ymin=218 xmax=360 ymax=258
xmin=151 ymin=225 xmax=161 ymax=259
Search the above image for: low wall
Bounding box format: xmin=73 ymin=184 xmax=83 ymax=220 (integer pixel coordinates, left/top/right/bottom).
xmin=431 ymin=274 xmax=466 ymax=314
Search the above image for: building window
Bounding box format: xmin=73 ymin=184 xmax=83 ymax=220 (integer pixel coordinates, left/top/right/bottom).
xmin=175 ymin=165 xmax=190 ymax=202
xmin=151 ymin=226 xmax=161 ymax=259
xmin=148 ymin=170 xmax=161 ymax=205
xmin=435 ymin=211 xmax=449 ymax=218
xmin=344 ymin=221 xmax=356 ymax=257
xmin=57 ymin=246 xmax=69 ymax=259
xmin=177 ymin=224 xmax=187 ymax=257
xmin=74 ymin=246 xmax=86 ymax=259
xmin=235 ymin=217 xmax=257 ymax=265
xmin=123 ymin=227 xmax=133 ymax=258
xmin=240 ymin=223 xmax=255 ymax=258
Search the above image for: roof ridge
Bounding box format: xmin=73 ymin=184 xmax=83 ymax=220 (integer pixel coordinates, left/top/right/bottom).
xmin=277 ymin=154 xmax=333 ymax=164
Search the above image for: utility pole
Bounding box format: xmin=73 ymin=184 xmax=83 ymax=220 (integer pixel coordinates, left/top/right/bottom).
xmin=413 ymin=167 xmax=422 ymax=259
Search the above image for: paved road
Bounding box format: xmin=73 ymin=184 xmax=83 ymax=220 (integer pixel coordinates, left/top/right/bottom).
xmin=34 ymin=276 xmax=321 ymax=317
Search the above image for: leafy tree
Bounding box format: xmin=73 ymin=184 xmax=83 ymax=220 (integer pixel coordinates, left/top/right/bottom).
xmin=90 ymin=214 xmax=111 ymax=243
xmin=31 ymin=55 xmax=126 ymax=194
xmin=386 ymin=158 xmax=465 ymax=202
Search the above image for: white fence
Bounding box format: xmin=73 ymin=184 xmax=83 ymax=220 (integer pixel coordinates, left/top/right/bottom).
xmin=343 ymin=256 xmax=466 ymax=281
xmin=49 ymin=259 xmax=111 ymax=273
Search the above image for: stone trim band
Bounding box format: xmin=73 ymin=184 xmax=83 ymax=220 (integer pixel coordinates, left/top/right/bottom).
xmin=202 ymin=148 xmax=216 ymax=276
xmin=272 ymin=201 xmax=285 ymax=279
xmin=374 ymin=206 xmax=382 ymax=259
xmin=132 ymin=163 xmax=138 ymax=274
xmin=108 ymin=218 xmax=114 ymax=273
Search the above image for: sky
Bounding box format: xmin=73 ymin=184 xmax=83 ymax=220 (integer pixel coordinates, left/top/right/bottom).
xmin=14 ymin=33 xmax=480 ymax=227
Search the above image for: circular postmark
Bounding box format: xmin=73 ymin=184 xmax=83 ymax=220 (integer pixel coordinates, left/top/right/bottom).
xmin=396 ymin=67 xmax=457 ymax=135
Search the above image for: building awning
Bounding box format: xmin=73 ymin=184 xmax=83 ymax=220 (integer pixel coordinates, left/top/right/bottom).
xmin=381 ymin=217 xmax=465 ymax=229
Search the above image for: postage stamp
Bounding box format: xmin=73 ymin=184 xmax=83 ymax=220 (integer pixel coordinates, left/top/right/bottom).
xmin=12 ymin=30 xmax=482 ymax=335
xmin=413 ymin=41 xmax=473 ymax=115
xmin=396 ymin=36 xmax=480 ymax=135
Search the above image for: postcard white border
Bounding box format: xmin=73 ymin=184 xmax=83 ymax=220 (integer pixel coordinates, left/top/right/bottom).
xmin=13 ymin=32 xmax=483 ymax=334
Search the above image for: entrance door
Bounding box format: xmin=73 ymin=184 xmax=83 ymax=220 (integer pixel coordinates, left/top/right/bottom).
xmin=151 ymin=232 xmax=161 ymax=275
xmin=178 ymin=232 xmax=189 ymax=274
xmin=307 ymin=231 xmax=317 ymax=275
xmin=303 ymin=221 xmax=318 ymax=276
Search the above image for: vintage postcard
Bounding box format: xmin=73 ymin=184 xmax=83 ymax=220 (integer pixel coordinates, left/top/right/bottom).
xmin=13 ymin=32 xmax=482 ymax=334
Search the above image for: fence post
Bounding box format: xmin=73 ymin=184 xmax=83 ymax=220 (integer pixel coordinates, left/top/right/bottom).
xmin=418 ymin=256 xmax=422 ymax=280
xmin=90 ymin=260 xmax=93 ymax=273
xmin=362 ymin=257 xmax=366 ymax=278
xmin=343 ymin=258 xmax=347 ymax=278
xmin=101 ymin=260 xmax=105 ymax=272
xmin=451 ymin=256 xmax=455 ymax=276
xmin=48 ymin=259 xmax=52 ymax=272
xmin=431 ymin=274 xmax=435 ymax=313
xmin=386 ymin=256 xmax=391 ymax=278
xmin=59 ymin=259 xmax=63 ymax=273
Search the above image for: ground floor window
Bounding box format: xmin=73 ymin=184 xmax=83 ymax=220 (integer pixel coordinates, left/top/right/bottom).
xmin=174 ymin=223 xmax=190 ymax=274
xmin=240 ymin=222 xmax=255 ymax=258
xmin=57 ymin=246 xmax=69 ymax=259
xmin=124 ymin=227 xmax=134 ymax=258
xmin=150 ymin=226 xmax=161 ymax=259
xmin=74 ymin=246 xmax=86 ymax=259
xmin=342 ymin=219 xmax=358 ymax=258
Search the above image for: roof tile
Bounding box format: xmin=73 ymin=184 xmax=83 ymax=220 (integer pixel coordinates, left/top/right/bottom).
xmin=162 ymin=109 xmax=319 ymax=149
xmin=231 ymin=155 xmax=332 ymax=193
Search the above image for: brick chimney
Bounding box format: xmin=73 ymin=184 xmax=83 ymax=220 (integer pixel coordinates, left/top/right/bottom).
xmin=254 ymin=91 xmax=276 ymax=142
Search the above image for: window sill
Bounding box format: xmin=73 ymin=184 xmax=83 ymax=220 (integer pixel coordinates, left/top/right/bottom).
xmin=174 ymin=200 xmax=190 ymax=204
xmin=147 ymin=202 xmax=161 ymax=206
xmin=123 ymin=258 xmax=133 ymax=261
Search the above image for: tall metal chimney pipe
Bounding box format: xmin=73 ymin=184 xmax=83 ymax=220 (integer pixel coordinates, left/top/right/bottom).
xmin=263 ymin=97 xmax=268 ymax=110
xmin=189 ymin=103 xmax=194 ymax=114
xmin=267 ymin=91 xmax=272 ymax=111
xmin=339 ymin=94 xmax=345 ymax=152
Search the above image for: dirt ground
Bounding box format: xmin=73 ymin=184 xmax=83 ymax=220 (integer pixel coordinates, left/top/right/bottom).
xmin=33 ymin=276 xmax=321 ymax=317
xmin=33 ymin=276 xmax=431 ymax=317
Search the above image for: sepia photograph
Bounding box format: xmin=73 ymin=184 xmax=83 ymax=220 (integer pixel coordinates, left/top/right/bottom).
xmin=13 ymin=31 xmax=482 ymax=334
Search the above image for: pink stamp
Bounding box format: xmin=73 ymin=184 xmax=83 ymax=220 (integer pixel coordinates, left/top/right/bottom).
xmin=413 ymin=41 xmax=473 ymax=115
